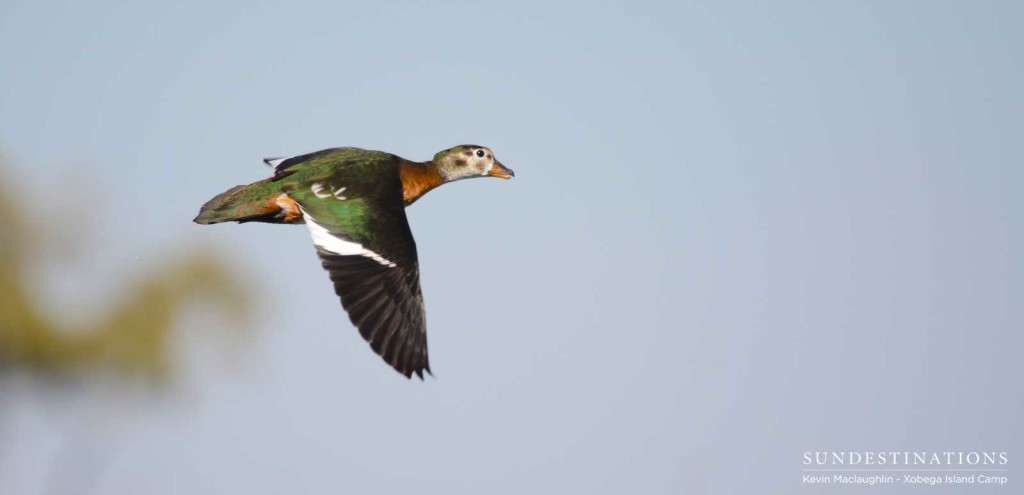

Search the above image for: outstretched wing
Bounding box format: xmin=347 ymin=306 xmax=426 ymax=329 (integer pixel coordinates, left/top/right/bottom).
xmin=285 ymin=167 xmax=430 ymax=378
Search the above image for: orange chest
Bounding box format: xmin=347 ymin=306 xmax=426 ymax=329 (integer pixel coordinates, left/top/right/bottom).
xmin=399 ymin=163 xmax=443 ymax=206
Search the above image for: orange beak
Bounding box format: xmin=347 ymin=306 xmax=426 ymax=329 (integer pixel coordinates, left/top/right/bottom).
xmin=488 ymin=160 xmax=515 ymax=179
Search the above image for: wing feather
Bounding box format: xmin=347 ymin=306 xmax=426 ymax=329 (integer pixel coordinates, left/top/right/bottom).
xmin=284 ymin=151 xmax=430 ymax=378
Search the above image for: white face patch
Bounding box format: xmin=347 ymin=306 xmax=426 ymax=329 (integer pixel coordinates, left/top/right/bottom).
xmin=452 ymin=147 xmax=494 ymax=179
xmin=299 ymin=206 xmax=396 ymax=268
xmin=332 ymin=186 xmax=347 ymax=200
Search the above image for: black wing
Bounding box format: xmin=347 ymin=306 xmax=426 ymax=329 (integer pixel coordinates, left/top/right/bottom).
xmin=317 ymin=250 xmax=429 ymax=378
xmin=286 ymin=164 xmax=430 ymax=378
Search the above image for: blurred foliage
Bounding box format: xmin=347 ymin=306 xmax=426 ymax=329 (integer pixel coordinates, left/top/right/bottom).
xmin=0 ymin=171 xmax=252 ymax=383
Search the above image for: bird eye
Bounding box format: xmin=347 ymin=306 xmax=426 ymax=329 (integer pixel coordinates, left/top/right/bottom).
xmin=476 ymin=150 xmax=485 ymax=158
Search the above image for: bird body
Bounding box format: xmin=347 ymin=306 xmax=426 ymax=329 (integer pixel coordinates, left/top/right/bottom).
xmin=195 ymin=145 xmax=514 ymax=378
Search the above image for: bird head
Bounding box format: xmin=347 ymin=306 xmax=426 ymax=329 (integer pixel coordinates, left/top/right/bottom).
xmin=432 ymin=145 xmax=514 ymax=182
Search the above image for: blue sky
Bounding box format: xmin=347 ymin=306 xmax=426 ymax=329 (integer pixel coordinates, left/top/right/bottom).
xmin=1 ymin=1 xmax=1021 ymax=493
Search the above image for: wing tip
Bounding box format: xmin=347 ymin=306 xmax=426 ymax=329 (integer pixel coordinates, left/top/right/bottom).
xmin=412 ymin=365 xmax=432 ymax=380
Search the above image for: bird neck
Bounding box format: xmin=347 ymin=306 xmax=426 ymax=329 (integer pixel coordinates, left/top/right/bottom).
xmin=399 ymin=161 xmax=445 ymax=206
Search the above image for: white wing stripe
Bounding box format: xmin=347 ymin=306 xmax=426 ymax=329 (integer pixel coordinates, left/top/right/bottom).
xmin=299 ymin=207 xmax=397 ymax=268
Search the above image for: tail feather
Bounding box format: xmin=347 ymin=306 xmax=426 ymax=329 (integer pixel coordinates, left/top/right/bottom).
xmin=194 ymin=181 xmax=280 ymax=225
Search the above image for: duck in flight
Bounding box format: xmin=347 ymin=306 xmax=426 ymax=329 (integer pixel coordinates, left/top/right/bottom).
xmin=194 ymin=145 xmax=514 ymax=379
